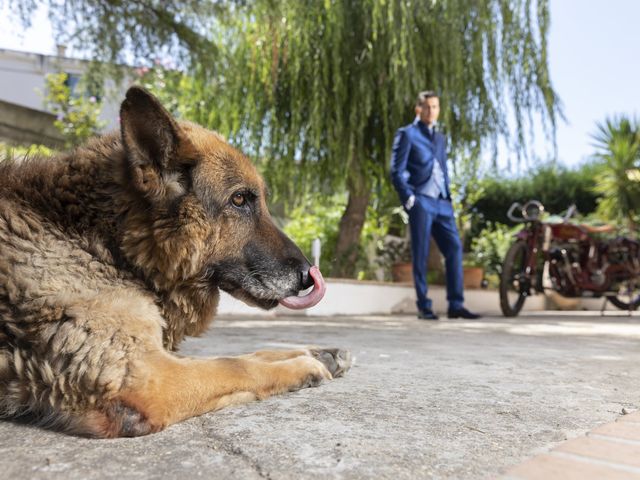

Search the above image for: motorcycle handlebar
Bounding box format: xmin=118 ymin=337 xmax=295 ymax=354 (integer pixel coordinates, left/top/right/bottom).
xmin=564 ymin=204 xmax=577 ymax=221
xmin=507 ymin=202 xmax=524 ymax=222
xmin=506 ymin=200 xmax=545 ymax=222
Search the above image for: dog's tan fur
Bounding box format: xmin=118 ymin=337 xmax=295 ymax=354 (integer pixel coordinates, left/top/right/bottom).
xmin=0 ymin=87 xmax=350 ymax=437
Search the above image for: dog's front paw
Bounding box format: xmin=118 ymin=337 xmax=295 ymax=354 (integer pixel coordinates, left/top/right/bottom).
xmin=309 ymin=348 xmax=352 ymax=378
xmin=288 ymin=356 xmax=332 ymax=391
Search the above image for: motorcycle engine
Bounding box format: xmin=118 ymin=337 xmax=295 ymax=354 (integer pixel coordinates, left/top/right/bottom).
xmin=547 ymin=244 xmax=582 ymax=295
xmin=607 ymin=238 xmax=640 ymax=280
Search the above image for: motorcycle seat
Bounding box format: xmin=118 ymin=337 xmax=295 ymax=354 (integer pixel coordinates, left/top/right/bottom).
xmin=581 ymin=223 xmax=616 ymax=234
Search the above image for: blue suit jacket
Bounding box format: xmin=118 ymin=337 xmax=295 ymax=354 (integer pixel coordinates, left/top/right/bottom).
xmin=390 ymin=119 xmax=451 ymax=206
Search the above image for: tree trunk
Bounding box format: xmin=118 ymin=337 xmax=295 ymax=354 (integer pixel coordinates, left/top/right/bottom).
xmin=331 ymin=158 xmax=370 ymax=278
xmin=331 ymin=190 xmax=370 ymax=278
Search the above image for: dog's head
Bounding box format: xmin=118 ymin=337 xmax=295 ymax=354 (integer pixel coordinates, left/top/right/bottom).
xmin=119 ymin=86 xmax=325 ymax=310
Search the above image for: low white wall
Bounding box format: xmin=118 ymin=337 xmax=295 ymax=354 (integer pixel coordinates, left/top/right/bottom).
xmin=216 ymin=279 xmax=548 ymax=317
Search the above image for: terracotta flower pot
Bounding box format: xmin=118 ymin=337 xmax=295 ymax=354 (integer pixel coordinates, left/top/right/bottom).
xmin=463 ymin=266 xmax=484 ymax=289
xmin=391 ymin=262 xmax=413 ymax=283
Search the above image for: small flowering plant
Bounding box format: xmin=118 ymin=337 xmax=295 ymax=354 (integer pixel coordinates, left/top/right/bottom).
xmin=44 ymin=73 xmax=105 ymax=148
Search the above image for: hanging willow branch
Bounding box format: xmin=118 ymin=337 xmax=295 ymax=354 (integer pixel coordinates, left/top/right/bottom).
xmin=3 ymin=0 xmax=560 ymax=198
xmin=1 ymin=0 xmax=223 ymax=73
xmin=217 ymin=0 xmax=560 ymax=202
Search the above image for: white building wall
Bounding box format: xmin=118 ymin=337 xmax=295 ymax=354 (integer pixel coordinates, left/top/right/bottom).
xmin=0 ymin=48 xmax=123 ymax=131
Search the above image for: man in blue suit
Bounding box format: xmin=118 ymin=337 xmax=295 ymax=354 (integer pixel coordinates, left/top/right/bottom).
xmin=390 ymin=91 xmax=480 ymax=320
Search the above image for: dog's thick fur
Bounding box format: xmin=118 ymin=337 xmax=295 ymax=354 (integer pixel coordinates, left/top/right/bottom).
xmin=0 ymin=87 xmax=350 ymax=437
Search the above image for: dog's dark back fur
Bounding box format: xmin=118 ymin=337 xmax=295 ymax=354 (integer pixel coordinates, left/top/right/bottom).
xmin=0 ymin=129 xmax=214 ymax=345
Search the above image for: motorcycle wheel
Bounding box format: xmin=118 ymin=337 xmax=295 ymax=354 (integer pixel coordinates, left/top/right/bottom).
xmin=608 ymin=279 xmax=640 ymax=311
xmin=500 ymin=240 xmax=529 ymax=317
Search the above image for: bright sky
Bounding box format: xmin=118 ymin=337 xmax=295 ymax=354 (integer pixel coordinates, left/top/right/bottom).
xmin=543 ymin=0 xmax=640 ymax=168
xmin=1 ymin=1 xmax=639 ymax=170
xmin=0 ymin=3 xmax=55 ymax=56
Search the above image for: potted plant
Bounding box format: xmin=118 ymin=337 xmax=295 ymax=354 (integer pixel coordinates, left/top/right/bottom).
xmin=378 ymin=235 xmax=414 ymax=283
xmin=462 ymin=256 xmax=485 ymax=289
xmin=465 ymin=222 xmax=513 ymax=288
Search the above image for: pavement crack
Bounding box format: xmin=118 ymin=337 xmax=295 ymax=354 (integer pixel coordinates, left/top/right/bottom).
xmin=201 ymin=425 xmax=272 ymax=479
xmin=224 ymin=444 xmax=271 ymax=479
xmin=465 ymin=425 xmax=487 ymax=434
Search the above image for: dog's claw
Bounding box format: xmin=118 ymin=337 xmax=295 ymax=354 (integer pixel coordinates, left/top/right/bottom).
xmin=309 ymin=348 xmax=352 ymax=378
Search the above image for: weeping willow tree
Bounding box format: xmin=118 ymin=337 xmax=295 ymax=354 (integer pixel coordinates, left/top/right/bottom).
xmin=2 ymin=0 xmax=222 ymax=71
xmin=218 ymin=0 xmax=560 ymax=276
xmin=4 ymin=0 xmax=560 ymax=277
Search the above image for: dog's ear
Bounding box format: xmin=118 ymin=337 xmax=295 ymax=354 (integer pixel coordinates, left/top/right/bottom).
xmin=120 ymin=86 xmax=178 ymax=169
xmin=120 ymin=86 xmax=185 ymax=200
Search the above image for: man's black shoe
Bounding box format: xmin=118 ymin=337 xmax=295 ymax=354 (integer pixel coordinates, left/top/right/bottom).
xmin=447 ymin=307 xmax=481 ymax=319
xmin=418 ymin=309 xmax=439 ymax=320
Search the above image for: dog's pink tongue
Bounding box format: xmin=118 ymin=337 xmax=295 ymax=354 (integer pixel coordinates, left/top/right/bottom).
xmin=279 ymin=266 xmax=326 ymax=310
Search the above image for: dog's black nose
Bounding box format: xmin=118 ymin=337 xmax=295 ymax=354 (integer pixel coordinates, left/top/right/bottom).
xmin=299 ymin=262 xmax=314 ymax=290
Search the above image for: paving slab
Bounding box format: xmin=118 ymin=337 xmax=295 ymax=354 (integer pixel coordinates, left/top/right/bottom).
xmin=1 ymin=312 xmax=640 ymax=479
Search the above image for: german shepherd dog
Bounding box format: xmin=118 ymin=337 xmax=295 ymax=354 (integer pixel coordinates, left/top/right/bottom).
xmin=0 ymin=87 xmax=350 ymax=437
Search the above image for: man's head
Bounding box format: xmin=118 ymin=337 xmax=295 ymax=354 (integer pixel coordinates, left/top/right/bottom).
xmin=415 ymin=91 xmax=440 ymax=127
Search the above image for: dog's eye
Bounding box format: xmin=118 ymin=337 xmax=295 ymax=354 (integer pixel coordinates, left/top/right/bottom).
xmin=231 ymin=192 xmax=247 ymax=208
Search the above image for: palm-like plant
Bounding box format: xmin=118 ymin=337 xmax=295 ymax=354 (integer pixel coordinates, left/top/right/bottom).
xmin=591 ymin=116 xmax=640 ymax=231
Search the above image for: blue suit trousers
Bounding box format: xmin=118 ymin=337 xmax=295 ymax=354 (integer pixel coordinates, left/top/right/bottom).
xmin=408 ymin=195 xmax=464 ymax=312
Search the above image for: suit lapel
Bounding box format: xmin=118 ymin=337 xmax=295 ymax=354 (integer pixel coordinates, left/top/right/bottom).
xmin=418 ymin=123 xmax=436 ymax=150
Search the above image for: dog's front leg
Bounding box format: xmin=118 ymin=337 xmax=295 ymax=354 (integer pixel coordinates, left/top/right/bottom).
xmin=239 ymin=347 xmax=351 ymax=377
xmin=106 ymin=347 xmax=350 ymax=437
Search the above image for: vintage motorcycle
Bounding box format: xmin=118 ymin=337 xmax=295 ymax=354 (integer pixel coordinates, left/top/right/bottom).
xmin=499 ymin=200 xmax=640 ymax=316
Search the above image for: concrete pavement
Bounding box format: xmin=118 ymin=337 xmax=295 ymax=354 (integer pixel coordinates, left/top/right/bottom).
xmin=1 ymin=312 xmax=640 ymax=479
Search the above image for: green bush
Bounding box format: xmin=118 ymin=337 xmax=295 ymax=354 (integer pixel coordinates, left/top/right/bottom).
xmin=1 ymin=142 xmax=55 ymax=160
xmin=475 ymin=161 xmax=603 ymax=228
xmin=467 ymin=222 xmax=515 ymax=282
xmin=282 ymin=194 xmax=345 ymax=274
xmin=283 ymin=193 xmax=400 ymax=280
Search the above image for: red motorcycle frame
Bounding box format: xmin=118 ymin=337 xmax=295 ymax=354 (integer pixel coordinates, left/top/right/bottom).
xmin=499 ymin=200 xmax=640 ymax=316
